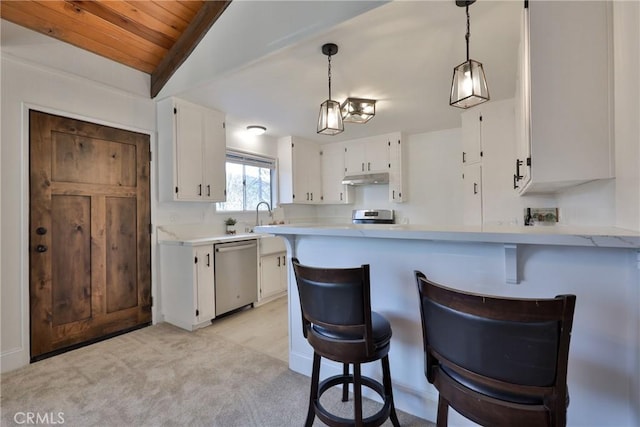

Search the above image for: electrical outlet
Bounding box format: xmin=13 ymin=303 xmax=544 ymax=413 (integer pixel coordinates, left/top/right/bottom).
xmin=524 ymin=208 xmax=558 ymax=226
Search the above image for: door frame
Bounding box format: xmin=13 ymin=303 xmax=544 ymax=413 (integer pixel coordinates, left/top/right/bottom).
xmin=10 ymin=102 xmax=158 ymax=370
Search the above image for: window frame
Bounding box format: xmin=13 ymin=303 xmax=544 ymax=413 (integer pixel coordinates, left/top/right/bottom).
xmin=216 ymin=149 xmax=276 ymax=213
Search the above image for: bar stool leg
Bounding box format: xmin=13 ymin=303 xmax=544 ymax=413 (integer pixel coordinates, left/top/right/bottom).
xmin=382 ymin=355 xmax=401 ymax=427
xmin=342 ymin=363 xmax=350 ymax=402
xmin=353 ymin=363 xmax=363 ymax=426
xmin=306 ymin=352 xmax=321 ymax=427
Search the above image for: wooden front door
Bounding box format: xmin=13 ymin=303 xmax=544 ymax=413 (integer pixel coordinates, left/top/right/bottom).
xmin=29 ymin=110 xmax=151 ymax=361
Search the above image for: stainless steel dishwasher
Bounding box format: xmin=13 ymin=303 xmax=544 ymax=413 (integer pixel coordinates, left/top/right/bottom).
xmin=214 ymin=240 xmax=258 ymax=316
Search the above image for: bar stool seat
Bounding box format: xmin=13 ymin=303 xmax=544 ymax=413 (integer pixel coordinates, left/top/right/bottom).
xmin=292 ymin=258 xmax=400 ymax=427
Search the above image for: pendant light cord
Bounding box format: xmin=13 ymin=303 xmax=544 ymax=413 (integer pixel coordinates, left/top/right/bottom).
xmin=465 ymin=4 xmax=470 ymax=61
xmin=327 ymin=54 xmax=332 ymax=100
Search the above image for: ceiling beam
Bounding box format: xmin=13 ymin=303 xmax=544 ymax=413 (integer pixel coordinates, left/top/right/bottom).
xmin=150 ymin=0 xmax=232 ymax=98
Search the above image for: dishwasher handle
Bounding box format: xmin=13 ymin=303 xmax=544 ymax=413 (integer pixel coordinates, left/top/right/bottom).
xmin=215 ymin=242 xmax=257 ymax=253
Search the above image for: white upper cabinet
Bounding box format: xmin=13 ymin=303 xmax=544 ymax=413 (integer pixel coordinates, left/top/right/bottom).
xmin=157 ymin=98 xmax=226 ymax=202
xmin=515 ymin=1 xmax=614 ymax=194
xmin=321 ymin=143 xmax=354 ymax=204
xmin=461 ymin=110 xmax=482 ymax=165
xmin=344 ymin=137 xmax=390 ymax=175
xmin=387 ymin=133 xmax=406 ymax=203
xmin=462 ymin=163 xmax=482 ymax=226
xmin=278 ymin=136 xmax=321 ymax=204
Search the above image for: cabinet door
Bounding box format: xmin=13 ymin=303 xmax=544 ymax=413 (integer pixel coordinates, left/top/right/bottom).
xmin=321 ymin=143 xmax=352 ymax=204
xmin=463 ymin=164 xmax=482 ymax=226
xmin=175 ymin=102 xmax=205 ymax=200
xmin=292 ymin=140 xmax=321 ymax=203
xmin=279 ymin=255 xmax=288 ymax=292
xmin=388 ymin=137 xmax=404 ymax=203
xmin=260 ymin=253 xmax=285 ymax=300
xmin=195 ymin=246 xmax=215 ymax=322
xmin=519 ymin=1 xmax=613 ymax=193
xmin=366 ymin=139 xmax=390 ymax=173
xmin=344 ymin=142 xmax=366 ymax=174
xmin=461 ymin=109 xmax=482 ymax=165
xmin=203 ymin=109 xmax=226 ymax=201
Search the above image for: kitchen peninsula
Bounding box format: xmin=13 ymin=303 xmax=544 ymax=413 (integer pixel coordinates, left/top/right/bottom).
xmin=256 ymin=223 xmax=640 ymax=426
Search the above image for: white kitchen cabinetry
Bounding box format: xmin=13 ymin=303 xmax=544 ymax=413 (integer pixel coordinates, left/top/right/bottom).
xmin=514 ymin=1 xmax=613 ymax=194
xmin=321 ymin=143 xmax=354 ymax=204
xmin=461 ymin=100 xmax=516 ymax=225
xmin=278 ymin=136 xmax=321 ymax=204
xmin=344 ymin=137 xmax=389 ymax=175
xmin=159 ymin=244 xmax=215 ymax=331
xmin=463 ymin=163 xmax=482 ymax=226
xmin=157 ymin=97 xmax=226 ymax=202
xmin=388 ymin=133 xmax=406 ymax=203
xmin=258 ymin=236 xmax=287 ymax=303
xmin=462 ymin=110 xmax=482 ymax=165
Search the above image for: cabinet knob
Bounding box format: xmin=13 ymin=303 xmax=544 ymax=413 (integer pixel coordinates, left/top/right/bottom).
xmin=36 ymin=227 xmax=47 ymax=235
xmin=36 ymin=244 xmax=48 ymax=253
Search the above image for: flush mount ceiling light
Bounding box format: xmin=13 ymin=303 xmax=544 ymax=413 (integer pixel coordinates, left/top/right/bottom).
xmin=450 ymin=0 xmax=490 ymax=109
xmin=246 ymin=125 xmax=266 ymax=136
xmin=317 ymin=43 xmax=344 ymax=136
xmin=341 ymin=98 xmax=376 ymax=124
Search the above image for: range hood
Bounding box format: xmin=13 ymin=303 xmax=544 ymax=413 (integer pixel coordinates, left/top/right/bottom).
xmin=341 ymin=172 xmax=389 ymax=186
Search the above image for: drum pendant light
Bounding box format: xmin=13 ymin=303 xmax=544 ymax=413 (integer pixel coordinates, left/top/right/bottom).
xmin=317 ymin=43 xmax=344 ymax=135
xmin=450 ymin=0 xmax=490 ymax=109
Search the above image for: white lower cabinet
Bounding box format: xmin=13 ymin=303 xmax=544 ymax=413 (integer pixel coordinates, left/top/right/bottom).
xmin=258 ymin=236 xmax=288 ymax=303
xmin=259 ymin=252 xmax=288 ymax=301
xmin=160 ymin=243 xmax=215 ymax=331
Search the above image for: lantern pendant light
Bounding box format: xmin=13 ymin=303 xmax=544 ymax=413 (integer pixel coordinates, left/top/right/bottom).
xmin=317 ymin=43 xmax=344 ymax=135
xmin=450 ymin=0 xmax=489 ymax=109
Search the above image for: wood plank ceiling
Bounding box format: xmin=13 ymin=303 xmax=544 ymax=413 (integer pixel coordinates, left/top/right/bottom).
xmin=0 ymin=0 xmax=231 ymax=98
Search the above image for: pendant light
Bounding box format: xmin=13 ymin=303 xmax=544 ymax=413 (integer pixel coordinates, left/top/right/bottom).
xmin=450 ymin=0 xmax=489 ymax=109
xmin=317 ymin=43 xmax=344 ymax=135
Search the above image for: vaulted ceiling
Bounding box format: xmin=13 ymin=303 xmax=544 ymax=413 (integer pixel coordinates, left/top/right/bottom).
xmin=0 ymin=0 xmax=231 ymax=97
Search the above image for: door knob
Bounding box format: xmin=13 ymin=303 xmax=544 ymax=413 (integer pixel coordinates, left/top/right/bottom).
xmin=36 ymin=245 xmax=48 ymax=253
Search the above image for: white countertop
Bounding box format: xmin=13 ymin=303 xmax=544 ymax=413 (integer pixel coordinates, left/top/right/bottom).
xmin=156 ymin=224 xmax=268 ymax=246
xmin=254 ymin=223 xmax=640 ymax=249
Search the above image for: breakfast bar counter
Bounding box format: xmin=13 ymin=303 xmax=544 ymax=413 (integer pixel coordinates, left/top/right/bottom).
xmin=255 ymin=223 xmax=640 ymax=426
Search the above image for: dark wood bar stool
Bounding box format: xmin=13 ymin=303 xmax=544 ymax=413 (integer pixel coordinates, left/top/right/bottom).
xmin=415 ymin=271 xmax=576 ymax=427
xmin=292 ymin=258 xmax=400 ymax=427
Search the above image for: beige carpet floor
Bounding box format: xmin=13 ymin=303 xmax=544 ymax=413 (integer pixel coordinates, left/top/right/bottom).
xmin=1 ymin=322 xmax=431 ymax=426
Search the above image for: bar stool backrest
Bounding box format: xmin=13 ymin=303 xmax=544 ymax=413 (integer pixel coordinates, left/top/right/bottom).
xmin=415 ymin=271 xmax=576 ymax=426
xmin=292 ymin=258 xmax=375 ymax=361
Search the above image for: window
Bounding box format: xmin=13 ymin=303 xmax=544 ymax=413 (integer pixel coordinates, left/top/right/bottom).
xmin=216 ymin=150 xmax=275 ymax=212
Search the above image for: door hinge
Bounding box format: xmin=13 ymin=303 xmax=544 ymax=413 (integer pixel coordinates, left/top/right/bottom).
xmin=175 ymin=186 xmax=179 ymax=194
xmin=223 ymin=122 xmax=226 ymax=129
xmin=150 ymin=296 xmax=154 ymax=307
xmin=526 ymin=157 xmax=531 ymax=166
xmin=388 ymin=141 xmax=391 ymax=146
xmin=196 ymin=309 xmax=199 ymax=317
xmin=480 ymin=151 xmax=483 ymax=157
xmin=479 ymin=115 xmax=483 ymax=122
xmin=149 ymin=151 xmax=152 ymax=162
xmin=173 ymin=107 xmax=177 ymax=114
xmin=194 ymin=256 xmax=198 ymax=264
xmin=149 ymin=224 xmax=153 ymax=234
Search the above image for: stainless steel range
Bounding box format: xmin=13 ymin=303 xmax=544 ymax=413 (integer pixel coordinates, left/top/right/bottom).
xmin=352 ymin=209 xmax=395 ymax=224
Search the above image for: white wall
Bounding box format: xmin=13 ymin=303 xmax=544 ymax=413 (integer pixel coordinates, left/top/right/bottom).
xmin=0 ymin=53 xmax=155 ymax=372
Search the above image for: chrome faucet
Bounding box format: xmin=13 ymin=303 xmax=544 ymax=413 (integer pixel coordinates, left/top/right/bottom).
xmin=255 ymin=201 xmax=273 ymax=226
